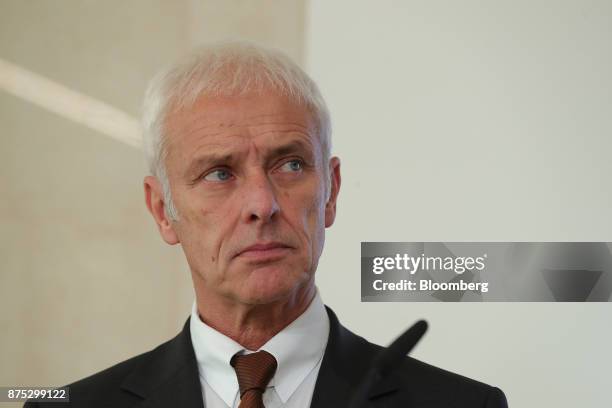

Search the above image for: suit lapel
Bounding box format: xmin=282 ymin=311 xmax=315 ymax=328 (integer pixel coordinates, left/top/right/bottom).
xmin=120 ymin=318 xmax=204 ymax=408
xmin=310 ymin=307 xmax=402 ymax=408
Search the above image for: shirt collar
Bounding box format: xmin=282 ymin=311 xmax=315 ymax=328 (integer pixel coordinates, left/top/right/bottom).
xmin=190 ymin=290 xmax=329 ymax=405
xmin=190 ymin=302 xmax=243 ymax=405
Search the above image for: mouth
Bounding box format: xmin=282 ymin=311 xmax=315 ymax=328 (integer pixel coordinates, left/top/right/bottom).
xmin=235 ymin=242 xmax=294 ymax=262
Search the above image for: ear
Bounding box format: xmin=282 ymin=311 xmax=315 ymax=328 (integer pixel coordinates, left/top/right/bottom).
xmin=324 ymin=156 xmax=341 ymax=228
xmin=144 ymin=176 xmax=180 ymax=245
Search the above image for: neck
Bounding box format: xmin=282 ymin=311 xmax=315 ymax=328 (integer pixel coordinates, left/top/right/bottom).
xmin=193 ymin=280 xmax=316 ymax=350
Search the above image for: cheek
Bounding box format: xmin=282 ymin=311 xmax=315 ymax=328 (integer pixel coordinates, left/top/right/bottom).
xmin=305 ymin=184 xmax=327 ymax=228
xmin=174 ymin=194 xmax=237 ymax=270
xmin=289 ymin=186 xmax=327 ymax=256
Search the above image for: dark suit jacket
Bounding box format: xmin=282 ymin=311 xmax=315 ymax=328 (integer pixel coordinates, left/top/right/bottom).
xmin=25 ymin=307 xmax=507 ymax=407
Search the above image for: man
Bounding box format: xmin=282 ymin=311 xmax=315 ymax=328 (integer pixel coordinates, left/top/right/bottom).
xmin=26 ymin=41 xmax=507 ymax=407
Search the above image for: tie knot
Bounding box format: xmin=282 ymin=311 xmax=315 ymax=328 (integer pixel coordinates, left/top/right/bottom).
xmin=231 ymin=350 xmax=278 ymax=400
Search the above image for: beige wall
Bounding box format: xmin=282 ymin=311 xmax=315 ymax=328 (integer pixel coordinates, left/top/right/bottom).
xmin=0 ymin=0 xmax=306 ymax=402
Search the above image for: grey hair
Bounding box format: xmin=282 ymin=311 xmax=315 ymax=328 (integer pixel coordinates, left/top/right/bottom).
xmin=141 ymin=41 xmax=332 ymax=221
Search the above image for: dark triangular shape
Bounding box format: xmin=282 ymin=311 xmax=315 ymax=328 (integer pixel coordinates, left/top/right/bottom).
xmin=541 ymin=269 xmax=603 ymax=301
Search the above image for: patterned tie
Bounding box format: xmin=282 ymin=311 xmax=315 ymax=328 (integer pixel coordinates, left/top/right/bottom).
xmin=231 ymin=350 xmax=278 ymax=408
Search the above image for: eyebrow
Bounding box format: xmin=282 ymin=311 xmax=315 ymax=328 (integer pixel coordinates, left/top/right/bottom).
xmin=184 ymin=139 xmax=316 ymax=180
xmin=184 ymin=152 xmax=236 ymax=180
xmin=267 ymin=139 xmax=314 ymax=160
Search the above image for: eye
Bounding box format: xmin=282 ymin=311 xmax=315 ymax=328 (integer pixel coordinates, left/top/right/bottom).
xmin=278 ymin=159 xmax=303 ymax=173
xmin=203 ymin=168 xmax=233 ymax=182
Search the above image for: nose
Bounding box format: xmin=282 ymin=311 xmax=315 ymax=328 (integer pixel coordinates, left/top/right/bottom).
xmin=240 ymin=172 xmax=280 ymax=224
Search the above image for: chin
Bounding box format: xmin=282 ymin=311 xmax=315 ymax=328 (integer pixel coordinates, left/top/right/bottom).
xmin=236 ymin=264 xmax=310 ymax=305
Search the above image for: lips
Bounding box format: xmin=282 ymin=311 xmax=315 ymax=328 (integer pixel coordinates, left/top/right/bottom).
xmin=234 ymin=242 xmax=293 ymax=261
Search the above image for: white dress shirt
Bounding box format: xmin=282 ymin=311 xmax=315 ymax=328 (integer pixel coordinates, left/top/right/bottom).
xmin=189 ymin=291 xmax=330 ymax=408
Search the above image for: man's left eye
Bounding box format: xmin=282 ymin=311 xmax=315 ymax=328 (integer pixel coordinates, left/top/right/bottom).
xmin=278 ymin=159 xmax=303 ymax=173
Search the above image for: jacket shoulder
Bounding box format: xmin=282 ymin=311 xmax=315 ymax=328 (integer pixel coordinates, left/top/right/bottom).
xmin=388 ymin=349 xmax=507 ymax=406
xmin=26 ymin=333 xmax=180 ymax=408
xmin=23 ymin=351 xmax=149 ymax=408
xmin=64 ymin=348 xmax=152 ymax=405
xmin=403 ymin=355 xmax=499 ymax=387
xmin=340 ymin=325 xmax=507 ymax=407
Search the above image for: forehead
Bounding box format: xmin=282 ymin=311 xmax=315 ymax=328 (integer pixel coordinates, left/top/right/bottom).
xmin=164 ymin=91 xmax=319 ymax=161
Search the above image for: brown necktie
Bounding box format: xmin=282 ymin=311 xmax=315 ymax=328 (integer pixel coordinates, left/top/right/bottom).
xmin=231 ymin=350 xmax=278 ymax=408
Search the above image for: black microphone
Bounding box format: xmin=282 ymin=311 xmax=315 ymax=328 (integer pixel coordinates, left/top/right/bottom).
xmin=349 ymin=320 xmax=428 ymax=408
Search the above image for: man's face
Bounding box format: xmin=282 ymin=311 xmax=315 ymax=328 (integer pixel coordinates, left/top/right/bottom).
xmin=146 ymin=90 xmax=340 ymax=306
